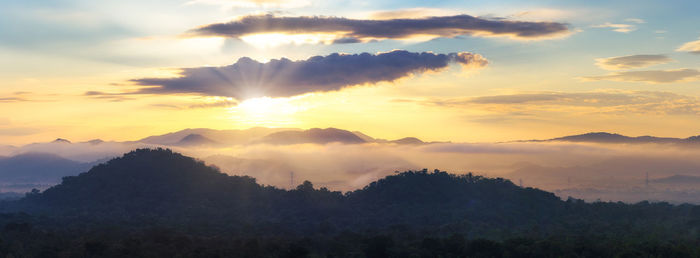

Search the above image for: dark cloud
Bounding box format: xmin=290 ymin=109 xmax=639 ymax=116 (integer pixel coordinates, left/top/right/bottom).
xmin=188 ymin=14 xmax=570 ymax=42
xmin=582 ymin=69 xmax=700 ymax=83
xmin=332 ymin=37 xmax=363 ymax=44
xmin=595 ymin=54 xmax=672 ymax=70
xmin=130 ymin=50 xmax=488 ymax=100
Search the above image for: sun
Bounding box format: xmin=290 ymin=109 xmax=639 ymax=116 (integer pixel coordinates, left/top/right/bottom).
xmin=228 ymin=96 xmax=308 ymax=127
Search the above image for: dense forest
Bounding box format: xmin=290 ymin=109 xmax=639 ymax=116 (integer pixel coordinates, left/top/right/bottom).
xmin=0 ymin=148 xmax=698 ymax=257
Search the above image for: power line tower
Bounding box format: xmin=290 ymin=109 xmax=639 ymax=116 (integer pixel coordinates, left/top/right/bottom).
xmin=645 ymin=171 xmax=649 ymax=188
xmin=290 ymin=171 xmax=295 ymax=189
xmin=519 ymin=178 xmax=523 ymax=188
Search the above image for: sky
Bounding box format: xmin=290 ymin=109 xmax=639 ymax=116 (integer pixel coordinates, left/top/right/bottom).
xmin=1 ymin=0 xmax=700 ymax=145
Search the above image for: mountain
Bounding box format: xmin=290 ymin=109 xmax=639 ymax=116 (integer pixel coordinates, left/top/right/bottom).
xmin=351 ymin=131 xmax=376 ymax=142
xmin=18 ymin=127 xmax=427 ymax=150
xmin=532 ymin=131 xmax=700 ymax=145
xmin=0 ymin=152 xmax=91 ymax=184
xmin=6 ymin=148 xmax=695 ymax=235
xmin=546 ymin=132 xmax=681 ymax=144
xmin=390 ymin=137 xmax=425 ymax=144
xmin=351 ymin=131 xmax=429 ymax=144
xmin=5 ymin=148 xmax=561 ymax=226
xmin=653 ymin=175 xmax=700 ymax=184
xmin=51 ymin=138 xmax=72 ymax=144
xmin=1 ymin=149 xmax=697 ymax=257
xmin=11 ymin=148 xmax=277 ymax=221
xmin=258 ymin=128 xmax=366 ymax=145
xmin=174 ymin=134 xmax=219 ymax=146
xmin=137 ymin=127 xmax=296 ymax=146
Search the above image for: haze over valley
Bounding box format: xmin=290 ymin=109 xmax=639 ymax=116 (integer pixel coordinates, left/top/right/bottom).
xmin=2 ymin=127 xmax=699 ymax=204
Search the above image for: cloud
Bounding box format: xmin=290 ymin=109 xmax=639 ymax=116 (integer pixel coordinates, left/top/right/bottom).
xmin=130 ymin=50 xmax=488 ymax=100
xmin=677 ymin=37 xmax=700 ymax=54
xmin=415 ymin=91 xmax=700 ymax=116
xmin=582 ymin=69 xmax=700 ymax=83
xmin=187 ymin=14 xmax=571 ymax=43
xmin=592 ymin=22 xmax=636 ymax=33
xmin=595 ymin=54 xmax=672 ymax=70
xmin=83 ymin=91 xmax=134 ymax=102
xmin=188 ymin=99 xmax=239 ymax=109
xmin=624 ymin=18 xmax=645 ymax=24
xmin=0 ymin=97 xmax=27 ymax=103
xmin=369 ymin=8 xmax=459 ymax=20
xmin=185 ymin=0 xmax=310 ymax=8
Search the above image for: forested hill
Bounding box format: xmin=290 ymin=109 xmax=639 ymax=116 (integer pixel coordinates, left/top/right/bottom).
xmin=2 ymin=148 xmax=699 ymax=238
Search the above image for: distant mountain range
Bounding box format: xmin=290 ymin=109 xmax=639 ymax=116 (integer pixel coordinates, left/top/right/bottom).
xmin=3 ymin=129 xmax=700 ymax=196
xmin=136 ymin=127 xmax=294 ymax=146
xmin=532 ymin=132 xmax=700 ymax=144
xmin=0 ymin=127 xmax=432 ymax=193
xmin=11 ymin=129 xmax=700 ymax=150
xmin=136 ymin=127 xmax=433 ymax=146
xmin=653 ymin=174 xmax=700 ymax=184
xmin=0 ymin=153 xmax=93 ymax=184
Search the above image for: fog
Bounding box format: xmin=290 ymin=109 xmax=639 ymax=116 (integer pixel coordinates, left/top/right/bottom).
xmin=2 ymin=139 xmax=699 ymax=203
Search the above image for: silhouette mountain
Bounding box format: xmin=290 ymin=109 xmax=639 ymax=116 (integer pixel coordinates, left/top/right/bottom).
xmin=52 ymin=138 xmax=72 ymax=144
xmin=13 ymin=149 xmax=271 ymax=220
xmin=258 ymin=128 xmax=366 ymax=145
xmin=175 ymin=134 xmax=219 ymax=146
xmin=4 ymin=149 xmax=696 ymax=236
xmin=4 ymin=149 xmax=562 ymax=226
xmin=0 ymin=153 xmax=90 ymax=183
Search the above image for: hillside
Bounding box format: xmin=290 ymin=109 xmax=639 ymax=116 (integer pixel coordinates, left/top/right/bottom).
xmin=10 ymin=149 xmax=558 ymax=229
xmin=3 ymin=148 xmax=697 ymax=237
xmin=0 ymin=149 xmax=698 ymax=257
xmin=13 ymin=149 xmax=275 ymax=222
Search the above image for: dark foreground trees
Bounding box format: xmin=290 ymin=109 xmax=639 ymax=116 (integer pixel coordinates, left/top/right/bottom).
xmin=0 ymin=226 xmax=697 ymax=257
